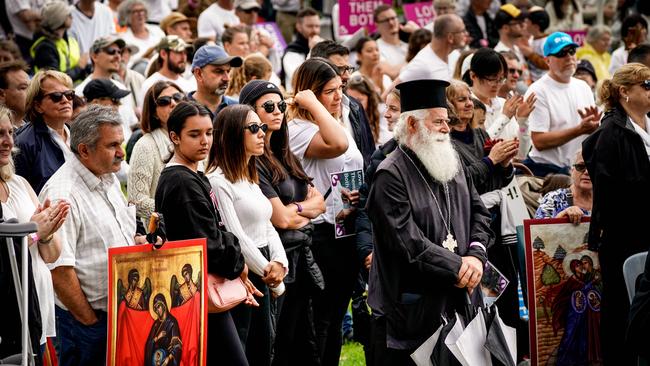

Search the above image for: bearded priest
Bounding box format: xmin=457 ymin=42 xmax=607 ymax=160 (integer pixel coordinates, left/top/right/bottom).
xmin=366 ymin=79 xmax=493 ymax=365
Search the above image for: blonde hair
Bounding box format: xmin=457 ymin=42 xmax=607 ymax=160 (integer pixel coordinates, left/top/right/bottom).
xmin=0 ymin=105 xmax=14 ymax=181
xmin=225 ymin=53 xmax=272 ymax=97
xmin=446 ymin=79 xmax=471 ymax=102
xmin=25 ymin=70 xmax=73 ymax=123
xmin=598 ymin=63 xmax=650 ymax=110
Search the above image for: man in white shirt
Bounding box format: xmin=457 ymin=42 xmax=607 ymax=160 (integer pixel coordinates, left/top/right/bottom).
xmin=197 ymin=0 xmax=240 ymax=42
xmin=142 ymin=0 xmax=176 ymax=24
xmin=4 ymin=0 xmax=48 ymax=63
xmin=75 ymin=36 xmax=138 ymax=140
xmin=609 ymin=14 xmax=648 ymax=75
xmin=139 ymin=35 xmax=196 ymax=107
xmin=281 ymin=7 xmax=322 ymax=92
xmin=493 ymin=5 xmax=526 ymax=70
xmin=373 ymin=5 xmax=408 ymax=79
xmin=0 ymin=60 xmax=30 ymax=128
xmin=391 ymin=14 xmax=466 ymax=87
xmin=523 ymin=32 xmax=601 ymax=177
xmin=69 ymin=0 xmax=116 ymax=54
xmin=41 ymin=105 xmax=152 ymax=366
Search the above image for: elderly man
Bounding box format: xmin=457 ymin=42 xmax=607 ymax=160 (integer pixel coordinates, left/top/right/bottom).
xmin=366 ymin=79 xmax=492 ymax=365
xmin=523 ymin=32 xmax=600 ymax=177
xmin=40 ymin=105 xmax=153 ymax=366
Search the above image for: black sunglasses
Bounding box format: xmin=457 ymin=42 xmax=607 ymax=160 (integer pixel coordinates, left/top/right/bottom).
xmin=258 ymin=100 xmax=287 ymax=113
xmin=641 ymin=80 xmax=650 ymax=91
xmin=573 ymin=163 xmax=587 ymax=173
xmin=508 ymin=68 xmax=522 ymax=75
xmin=551 ymin=46 xmax=577 ymax=58
xmin=337 ymin=65 xmax=355 ymax=74
xmin=42 ymin=90 xmax=75 ymax=103
xmin=102 ymin=47 xmax=121 ymax=55
xmin=243 ymin=123 xmax=268 ymax=134
xmin=156 ymin=92 xmax=185 ymax=106
xmin=241 ymin=7 xmax=259 ymax=13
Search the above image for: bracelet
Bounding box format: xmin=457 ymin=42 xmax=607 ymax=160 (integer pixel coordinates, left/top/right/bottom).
xmin=292 ymin=202 xmax=303 ymax=213
xmin=39 ymin=234 xmax=54 ymax=245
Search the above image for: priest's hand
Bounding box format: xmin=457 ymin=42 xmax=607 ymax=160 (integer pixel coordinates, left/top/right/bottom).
xmin=456 ymin=256 xmax=483 ymax=293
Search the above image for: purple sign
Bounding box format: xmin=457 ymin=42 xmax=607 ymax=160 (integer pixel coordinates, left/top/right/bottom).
xmin=403 ymin=2 xmax=436 ymax=28
xmin=564 ymin=30 xmax=587 ymax=47
xmin=338 ymin=0 xmax=393 ymax=36
xmin=253 ymin=22 xmax=287 ymax=54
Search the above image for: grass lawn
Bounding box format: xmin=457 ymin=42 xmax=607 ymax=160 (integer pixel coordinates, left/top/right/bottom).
xmin=339 ymin=341 xmax=366 ymax=366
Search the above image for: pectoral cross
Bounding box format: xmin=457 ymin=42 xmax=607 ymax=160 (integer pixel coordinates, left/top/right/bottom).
xmin=442 ymin=233 xmax=457 ymax=252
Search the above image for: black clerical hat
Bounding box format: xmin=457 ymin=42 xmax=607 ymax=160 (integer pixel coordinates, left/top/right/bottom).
xmin=395 ymin=79 xmax=450 ymax=113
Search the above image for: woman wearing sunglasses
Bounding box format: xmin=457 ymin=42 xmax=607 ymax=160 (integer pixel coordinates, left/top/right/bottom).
xmin=15 ymin=70 xmax=75 ymax=194
xmin=206 ymin=104 xmax=288 ymax=365
xmin=128 ymin=81 xmax=184 ymax=223
xmin=155 ymin=101 xmax=258 ymax=366
xmin=239 ymin=80 xmax=326 ymax=365
xmin=583 ymin=63 xmax=650 ymax=364
xmin=287 ymin=57 xmax=363 ymax=365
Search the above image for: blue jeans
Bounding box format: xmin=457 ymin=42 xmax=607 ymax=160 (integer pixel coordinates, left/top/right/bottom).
xmin=55 ymin=306 xmax=107 ymax=366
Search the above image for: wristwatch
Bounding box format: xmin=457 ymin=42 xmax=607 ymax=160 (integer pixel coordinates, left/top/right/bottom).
xmin=292 ymin=202 xmax=303 ymax=213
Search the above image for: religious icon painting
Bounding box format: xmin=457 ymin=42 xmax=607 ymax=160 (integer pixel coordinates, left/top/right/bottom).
xmin=524 ymin=217 xmax=602 ymax=366
xmin=107 ymin=239 xmax=208 ymax=366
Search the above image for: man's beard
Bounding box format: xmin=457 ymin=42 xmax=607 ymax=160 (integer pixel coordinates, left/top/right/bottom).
xmin=168 ymin=58 xmax=186 ymax=74
xmin=409 ymin=123 xmax=460 ymax=184
xmin=213 ymin=82 xmax=228 ymax=96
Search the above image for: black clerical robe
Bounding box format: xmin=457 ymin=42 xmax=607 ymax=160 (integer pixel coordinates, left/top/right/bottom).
xmin=367 ymin=146 xmax=492 ymax=350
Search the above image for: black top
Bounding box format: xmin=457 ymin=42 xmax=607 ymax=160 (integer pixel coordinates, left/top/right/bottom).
xmin=155 ymin=165 xmax=244 ymax=279
xmin=257 ymin=161 xmax=308 ymax=204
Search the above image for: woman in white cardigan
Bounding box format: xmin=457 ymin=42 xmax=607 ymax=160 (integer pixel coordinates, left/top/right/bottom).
xmin=127 ymin=80 xmax=183 ymax=222
xmin=207 ymin=104 xmax=288 ymax=365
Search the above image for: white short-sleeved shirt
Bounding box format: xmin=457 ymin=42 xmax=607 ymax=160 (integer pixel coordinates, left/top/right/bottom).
xmin=288 ymin=118 xmax=364 ymax=225
xmin=40 ymin=157 xmax=136 ymax=312
xmin=138 ymin=72 xmax=197 ymax=107
xmin=121 ymin=25 xmax=166 ymax=68
xmin=398 ymin=44 xmax=451 ymax=82
xmin=4 ymin=175 xmax=55 ymax=345
xmin=69 ymin=2 xmax=116 ymax=54
xmin=609 ymin=46 xmax=627 ymax=75
xmin=142 ymin=0 xmax=178 ymax=23
xmin=5 ymin=0 xmax=49 ymax=39
xmin=282 ymin=51 xmax=307 ymax=93
xmin=376 ymin=38 xmax=408 ymax=67
xmin=525 ymin=74 xmax=595 ymax=168
xmin=197 ymin=3 xmax=240 ymax=40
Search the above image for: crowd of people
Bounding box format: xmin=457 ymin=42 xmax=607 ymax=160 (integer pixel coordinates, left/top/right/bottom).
xmin=1 ymin=0 xmax=650 ymax=365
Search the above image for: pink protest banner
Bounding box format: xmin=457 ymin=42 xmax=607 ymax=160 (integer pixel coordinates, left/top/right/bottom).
xmin=253 ymin=22 xmax=286 ymax=54
xmin=564 ymin=30 xmax=587 ymax=46
xmin=403 ymin=2 xmax=436 ymax=28
xmin=338 ymin=0 xmax=393 ymax=36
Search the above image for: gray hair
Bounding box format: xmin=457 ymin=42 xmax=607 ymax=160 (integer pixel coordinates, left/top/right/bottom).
xmin=393 ymin=109 xmax=429 ymax=144
xmin=70 ymin=105 xmax=123 ymax=155
xmin=586 ymin=25 xmax=611 ymax=44
xmin=117 ymin=0 xmax=148 ymax=27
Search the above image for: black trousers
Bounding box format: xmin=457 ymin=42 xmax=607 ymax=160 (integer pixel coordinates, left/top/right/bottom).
xmin=367 ymin=316 xmax=416 ymax=366
xmin=272 ymin=271 xmax=320 ymax=366
xmin=311 ymin=223 xmax=360 ymax=366
xmin=207 ymin=311 xmax=249 ymax=365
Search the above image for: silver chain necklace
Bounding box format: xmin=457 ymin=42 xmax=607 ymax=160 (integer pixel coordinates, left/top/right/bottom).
xmin=399 ymin=146 xmax=458 ymax=252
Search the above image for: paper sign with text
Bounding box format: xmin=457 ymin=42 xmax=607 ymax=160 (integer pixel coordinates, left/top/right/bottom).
xmin=338 ymin=0 xmax=393 ymax=36
xmin=403 ymin=2 xmax=436 ymax=28
xmin=253 ymin=22 xmax=287 ymax=54
xmin=564 ymin=30 xmax=587 ymax=46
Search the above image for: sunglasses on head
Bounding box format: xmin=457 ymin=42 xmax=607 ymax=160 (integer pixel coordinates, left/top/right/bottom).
xmin=102 ymin=47 xmax=121 ymax=55
xmin=573 ymin=163 xmax=587 ymax=173
xmin=258 ymin=100 xmax=287 ymax=113
xmin=42 ymin=90 xmax=75 ymax=103
xmin=551 ymin=46 xmax=577 ymax=58
xmin=641 ymin=80 xmax=650 ymax=91
xmin=243 ymin=123 xmax=268 ymax=134
xmin=156 ymin=92 xmax=184 ymax=106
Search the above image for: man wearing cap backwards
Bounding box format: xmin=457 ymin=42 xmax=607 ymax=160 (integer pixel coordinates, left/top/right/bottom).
xmin=235 ymin=0 xmax=261 ymax=26
xmin=366 ymin=79 xmax=492 ymax=365
xmin=522 ymin=32 xmax=601 ymax=177
xmin=139 ymin=35 xmax=197 ymax=107
xmin=188 ymin=45 xmax=242 ymax=119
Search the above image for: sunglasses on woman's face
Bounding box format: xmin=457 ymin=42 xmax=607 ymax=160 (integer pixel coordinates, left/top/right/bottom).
xmin=42 ymin=90 xmax=75 ymax=103
xmin=641 ymin=80 xmax=650 ymax=91
xmin=243 ymin=123 xmax=268 ymax=134
xmin=156 ymin=93 xmax=184 ymax=106
xmin=573 ymin=163 xmax=587 ymax=173
xmin=258 ymin=100 xmax=287 ymax=113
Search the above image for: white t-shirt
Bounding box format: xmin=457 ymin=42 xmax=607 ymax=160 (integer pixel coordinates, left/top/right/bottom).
xmin=282 ymin=51 xmax=306 ymax=93
xmin=142 ymin=0 xmax=178 ymax=23
xmin=68 ymin=2 xmax=116 ymax=54
xmin=121 ymin=25 xmax=166 ymax=69
xmin=4 ymin=175 xmax=55 ymax=345
xmin=398 ymin=44 xmax=451 ymax=82
xmin=376 ymin=38 xmax=408 ymax=67
xmin=288 ymin=118 xmax=364 ymax=225
xmin=75 ymin=76 xmax=139 ymax=140
xmin=138 ymin=71 xmax=197 ymax=107
xmin=525 ymin=74 xmax=595 ymax=167
xmin=6 ymin=0 xmax=49 ymax=39
xmin=197 ymin=3 xmax=240 ymax=41
xmin=609 ymin=46 xmax=627 ymax=75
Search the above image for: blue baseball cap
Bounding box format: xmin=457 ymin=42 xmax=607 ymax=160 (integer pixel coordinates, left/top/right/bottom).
xmin=543 ymin=32 xmax=579 ymax=57
xmin=191 ymin=45 xmax=243 ymax=70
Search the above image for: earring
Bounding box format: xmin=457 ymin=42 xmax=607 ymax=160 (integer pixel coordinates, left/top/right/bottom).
xmin=626 ymin=96 xmax=630 ymax=103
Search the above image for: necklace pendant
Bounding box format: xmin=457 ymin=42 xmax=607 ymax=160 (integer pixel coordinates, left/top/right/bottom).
xmin=442 ymin=233 xmax=457 ymax=252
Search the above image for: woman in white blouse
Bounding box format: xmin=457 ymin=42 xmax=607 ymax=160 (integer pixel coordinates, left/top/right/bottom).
xmin=127 ymin=81 xmax=183 ymax=222
xmin=0 ymin=106 xmax=70 ymax=353
xmin=207 ymin=104 xmax=288 ymax=364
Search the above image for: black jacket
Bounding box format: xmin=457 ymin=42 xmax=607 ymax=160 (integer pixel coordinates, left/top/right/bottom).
xmin=15 ymin=120 xmax=66 ymax=194
xmin=463 ymin=9 xmax=499 ymax=49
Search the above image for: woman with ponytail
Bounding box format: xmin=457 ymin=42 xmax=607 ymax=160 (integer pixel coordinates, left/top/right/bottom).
xmin=225 ymin=53 xmax=273 ymax=99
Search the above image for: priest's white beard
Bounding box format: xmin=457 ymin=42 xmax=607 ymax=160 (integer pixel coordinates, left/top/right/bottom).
xmin=409 ymin=122 xmax=460 ymax=183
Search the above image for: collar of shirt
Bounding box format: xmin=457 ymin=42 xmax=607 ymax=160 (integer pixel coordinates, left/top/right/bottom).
xmin=69 ymin=155 xmax=116 ymax=192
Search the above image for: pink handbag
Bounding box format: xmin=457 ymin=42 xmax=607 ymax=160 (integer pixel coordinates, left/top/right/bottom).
xmin=207 ymin=274 xmax=248 ymax=313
